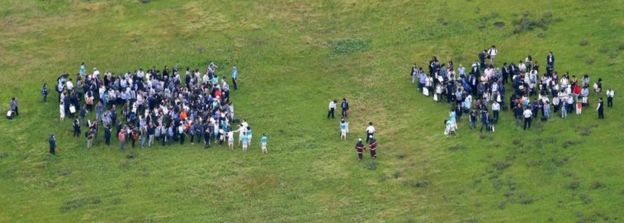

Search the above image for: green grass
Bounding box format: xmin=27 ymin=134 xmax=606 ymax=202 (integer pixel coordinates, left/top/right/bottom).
xmin=1 ymin=0 xmax=623 ymax=222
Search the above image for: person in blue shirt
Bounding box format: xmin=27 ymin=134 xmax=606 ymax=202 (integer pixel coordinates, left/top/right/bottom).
xmin=79 ymin=62 xmax=86 ymax=77
xmin=260 ymin=133 xmax=268 ymax=154
xmin=340 ymin=119 xmax=349 ymax=140
xmin=231 ymin=66 xmax=238 ymax=90
xmin=241 ymin=132 xmax=249 ymax=152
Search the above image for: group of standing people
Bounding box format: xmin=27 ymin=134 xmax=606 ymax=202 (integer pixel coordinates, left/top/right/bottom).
xmin=47 ymin=62 xmax=269 ymax=155
xmin=327 ymin=98 xmax=379 ymax=160
xmin=410 ymin=47 xmax=615 ymax=135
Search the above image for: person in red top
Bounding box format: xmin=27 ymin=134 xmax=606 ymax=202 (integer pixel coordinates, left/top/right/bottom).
xmin=368 ymin=136 xmax=378 ymax=159
xmin=355 ymin=138 xmax=365 ymax=161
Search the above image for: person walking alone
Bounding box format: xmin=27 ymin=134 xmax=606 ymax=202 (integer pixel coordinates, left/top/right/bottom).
xmin=48 ymin=134 xmax=56 ymax=155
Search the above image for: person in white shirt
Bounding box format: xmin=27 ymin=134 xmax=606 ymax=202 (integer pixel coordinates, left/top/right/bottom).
xmin=365 ymin=122 xmax=376 ymax=143
xmin=606 ymin=89 xmax=614 ymax=107
xmin=227 ymin=130 xmax=234 ymax=150
xmin=65 ymin=79 xmax=74 ymax=91
xmin=492 ymin=101 xmax=500 ymax=123
xmin=327 ymin=100 xmax=337 ymax=119
xmin=487 ymin=45 xmax=498 ymax=64
xmin=523 ymin=108 xmax=533 ymax=130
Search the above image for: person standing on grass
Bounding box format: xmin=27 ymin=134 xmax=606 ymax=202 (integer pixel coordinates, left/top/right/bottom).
xmin=492 ymin=100 xmax=500 ymax=123
xmin=231 ymin=66 xmax=238 ymax=90
xmin=9 ymin=97 xmax=18 ymax=117
xmin=366 ymin=122 xmax=376 ymax=143
xmin=523 ymin=107 xmax=533 ymax=130
xmin=368 ymin=136 xmax=377 ymax=160
xmin=41 ymin=83 xmax=49 ymax=103
xmin=606 ymin=89 xmax=614 ymax=107
xmin=340 ymin=119 xmax=349 ymax=140
xmin=340 ymin=98 xmax=349 ymax=118
xmin=260 ymin=133 xmax=268 ymax=154
xmin=79 ymin=62 xmax=86 ymax=77
xmin=118 ymin=129 xmax=126 ymax=151
xmin=49 ymin=134 xmax=57 ymax=155
xmin=355 ymin=138 xmax=365 ymax=161
xmin=73 ymin=119 xmax=81 ymax=137
xmin=327 ymin=100 xmax=337 ymax=119
xmin=241 ymin=132 xmax=249 ymax=152
xmin=488 ymin=45 xmax=498 ymax=65
xmin=597 ymin=97 xmax=605 ymax=119
xmin=227 ymin=129 xmax=234 ymax=150
xmin=469 ymin=109 xmax=477 ymax=129
xmin=104 ymin=125 xmax=111 ymax=146
xmin=86 ymin=128 xmax=95 ymax=149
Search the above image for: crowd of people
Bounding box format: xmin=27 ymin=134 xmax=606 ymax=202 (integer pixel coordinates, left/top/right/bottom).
xmin=46 ymin=62 xmax=269 ymax=154
xmin=410 ymin=47 xmax=615 ymax=135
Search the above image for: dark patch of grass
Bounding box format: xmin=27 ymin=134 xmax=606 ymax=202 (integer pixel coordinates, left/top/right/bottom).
xmin=366 ymin=161 xmax=377 ymax=170
xmin=551 ymin=156 xmax=569 ymax=167
xmin=378 ymin=174 xmax=389 ymax=182
xmin=138 ymin=0 xmax=151 ymax=3
xmin=393 ymin=170 xmax=402 ymax=179
xmin=568 ymin=181 xmax=581 ymax=190
xmin=598 ymin=47 xmax=609 ymax=54
xmin=437 ymin=18 xmax=448 ymax=26
xmin=494 ymin=161 xmax=511 ymax=171
xmin=60 ymin=196 xmax=102 ymax=213
xmin=618 ymin=42 xmax=624 ymax=51
xmin=579 ymin=193 xmax=592 ymax=204
xmin=58 ymin=168 xmax=72 ymax=176
xmin=562 ymin=140 xmax=580 ymax=148
xmin=0 ymin=152 xmax=8 ymax=159
xmin=126 ymin=151 xmax=138 ymax=159
xmin=404 ymin=179 xmax=430 ymax=188
xmin=497 ymin=201 xmax=507 ymax=210
xmin=527 ymin=159 xmax=542 ymax=167
xmin=332 ymin=39 xmax=370 ymax=54
xmin=518 ymin=195 xmax=535 ymax=205
xmin=493 ymin=21 xmax=505 ymax=28
xmin=536 ymin=32 xmax=546 ymax=38
xmin=585 ymin=58 xmax=595 ymax=65
xmin=504 ymin=191 xmax=514 ymax=197
xmin=511 ymin=11 xmax=558 ymax=34
xmin=395 ymin=154 xmax=406 ymax=159
xmin=579 ymin=39 xmax=589 ymax=46
xmin=590 ymin=181 xmax=605 ymax=190
xmin=448 ymin=144 xmax=466 ymax=151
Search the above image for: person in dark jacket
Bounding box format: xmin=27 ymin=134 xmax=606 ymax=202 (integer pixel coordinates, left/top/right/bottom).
xmin=104 ymin=125 xmax=111 ymax=146
xmin=355 ymin=138 xmax=365 ymax=161
xmin=41 ymin=83 xmax=49 ymax=103
xmin=368 ymin=137 xmax=377 ymax=160
xmin=73 ymin=119 xmax=81 ymax=137
xmin=340 ymin=98 xmax=349 ymax=118
xmin=49 ymin=134 xmax=56 ymax=155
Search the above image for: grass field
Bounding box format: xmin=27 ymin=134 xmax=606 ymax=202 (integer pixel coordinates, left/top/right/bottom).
xmin=1 ymin=0 xmax=623 ymax=222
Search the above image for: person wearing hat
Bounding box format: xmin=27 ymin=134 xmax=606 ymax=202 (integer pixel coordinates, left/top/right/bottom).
xmin=49 ymin=134 xmax=57 ymax=155
xmin=355 ymin=138 xmax=365 ymax=161
xmin=368 ymin=136 xmax=377 ymax=160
